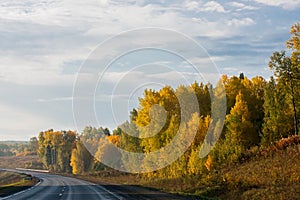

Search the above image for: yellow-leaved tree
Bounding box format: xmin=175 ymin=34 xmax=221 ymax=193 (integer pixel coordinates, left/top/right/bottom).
xmin=70 ymin=141 xmax=94 ymax=174
xmin=226 ymin=92 xmax=256 ymax=149
xmin=70 ymin=147 xmax=83 ymax=175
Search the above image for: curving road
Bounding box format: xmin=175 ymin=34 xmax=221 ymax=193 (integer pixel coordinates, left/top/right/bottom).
xmin=2 ymin=172 xmax=123 ymax=200
xmin=1 ymin=170 xmax=191 ymax=200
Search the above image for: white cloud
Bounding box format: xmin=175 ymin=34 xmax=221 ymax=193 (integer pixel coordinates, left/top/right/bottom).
xmin=0 ymin=54 xmax=78 ymax=86
xmin=0 ymin=0 xmax=259 ymax=88
xmin=184 ymin=1 xmax=200 ymax=11
xmin=222 ymin=67 xmax=239 ymax=72
xmin=98 ymin=0 xmax=110 ymax=6
xmin=0 ymin=0 xmax=290 ymax=88
xmin=202 ymin=1 xmax=226 ymax=13
xmin=226 ymin=17 xmax=255 ymax=26
xmin=184 ymin=1 xmax=226 ymax=13
xmin=228 ymin=2 xmax=259 ymax=11
xmin=37 ymin=97 xmax=73 ymax=102
xmin=251 ymin=0 xmax=300 ymax=10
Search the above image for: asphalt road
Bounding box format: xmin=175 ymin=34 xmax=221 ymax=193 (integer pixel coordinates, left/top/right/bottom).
xmin=1 ymin=171 xmax=191 ymax=200
xmin=2 ymin=172 xmax=123 ymax=200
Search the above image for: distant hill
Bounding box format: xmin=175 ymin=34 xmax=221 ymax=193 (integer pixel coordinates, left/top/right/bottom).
xmin=0 ymin=141 xmax=28 ymax=145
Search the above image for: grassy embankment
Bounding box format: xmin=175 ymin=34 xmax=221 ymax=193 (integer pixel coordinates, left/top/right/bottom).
xmin=78 ymin=136 xmax=300 ymax=200
xmin=0 ymin=171 xmax=38 ymax=197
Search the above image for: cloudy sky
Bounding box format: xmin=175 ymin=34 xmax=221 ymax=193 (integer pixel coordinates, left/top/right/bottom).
xmin=0 ymin=0 xmax=299 ymax=140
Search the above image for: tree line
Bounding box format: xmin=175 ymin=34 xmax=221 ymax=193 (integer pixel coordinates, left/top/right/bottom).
xmin=0 ymin=138 xmax=38 ymax=156
xmin=36 ymin=23 xmax=299 ymax=177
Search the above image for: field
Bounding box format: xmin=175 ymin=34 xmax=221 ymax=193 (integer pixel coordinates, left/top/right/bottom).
xmin=0 ymin=155 xmax=44 ymax=169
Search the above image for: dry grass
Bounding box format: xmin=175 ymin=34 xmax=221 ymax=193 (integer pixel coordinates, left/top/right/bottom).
xmin=213 ymin=144 xmax=300 ymax=199
xmin=0 ymin=171 xmax=38 ymax=197
xmin=0 ymin=155 xmax=44 ymax=169
xmin=77 ymin=138 xmax=300 ymax=199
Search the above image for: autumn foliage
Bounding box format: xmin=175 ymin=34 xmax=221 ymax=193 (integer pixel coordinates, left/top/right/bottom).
xmin=34 ymin=23 xmax=300 ymax=199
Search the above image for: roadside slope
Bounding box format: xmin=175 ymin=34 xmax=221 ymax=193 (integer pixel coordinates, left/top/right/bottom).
xmin=0 ymin=171 xmax=38 ymax=198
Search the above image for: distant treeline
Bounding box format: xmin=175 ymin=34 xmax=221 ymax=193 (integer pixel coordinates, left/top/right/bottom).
xmin=0 ymin=139 xmax=38 ymax=156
